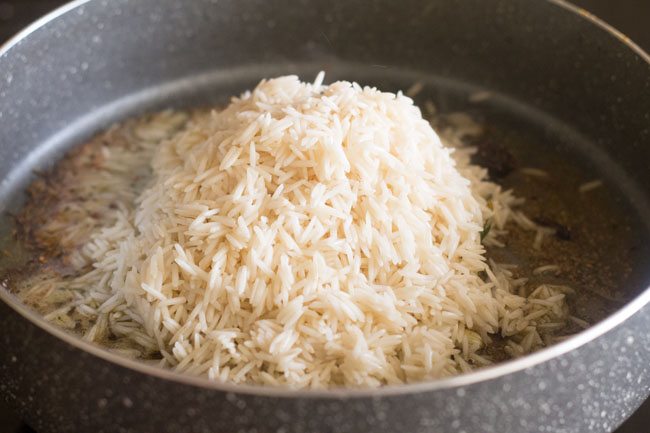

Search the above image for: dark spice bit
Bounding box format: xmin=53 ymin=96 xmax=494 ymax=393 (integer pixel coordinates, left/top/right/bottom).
xmin=470 ymin=137 xmax=516 ymax=180
xmin=533 ymin=216 xmax=572 ymax=241
xmin=480 ymin=219 xmax=492 ymax=242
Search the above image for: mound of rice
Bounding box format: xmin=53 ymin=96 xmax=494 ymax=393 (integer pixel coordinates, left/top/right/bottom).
xmin=19 ymin=74 xmax=570 ymax=388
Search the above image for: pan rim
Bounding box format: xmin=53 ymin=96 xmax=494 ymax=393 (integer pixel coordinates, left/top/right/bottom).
xmin=0 ymin=0 xmax=649 ymax=398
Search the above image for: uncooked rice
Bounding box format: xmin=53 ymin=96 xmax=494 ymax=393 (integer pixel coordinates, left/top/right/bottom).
xmin=578 ymin=179 xmax=603 ymax=193
xmin=405 ymin=81 xmax=424 ymax=98
xmin=532 ymin=265 xmax=561 ymax=276
xmin=520 ymin=167 xmax=549 ymax=178
xmin=468 ymin=90 xmax=492 ymax=103
xmin=17 ymin=74 xmax=573 ymax=388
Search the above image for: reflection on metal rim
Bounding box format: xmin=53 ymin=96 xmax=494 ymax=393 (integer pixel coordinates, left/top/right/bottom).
xmin=0 ymin=0 xmax=93 ymax=57
xmin=0 ymin=0 xmax=649 ymax=398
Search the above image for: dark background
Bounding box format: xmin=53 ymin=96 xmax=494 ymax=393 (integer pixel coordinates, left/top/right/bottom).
xmin=0 ymin=0 xmax=648 ymax=432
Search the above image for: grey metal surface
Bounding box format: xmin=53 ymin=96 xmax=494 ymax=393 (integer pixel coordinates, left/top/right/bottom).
xmin=0 ymin=1 xmax=649 ymax=432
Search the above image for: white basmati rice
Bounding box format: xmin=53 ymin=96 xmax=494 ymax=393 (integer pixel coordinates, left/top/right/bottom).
xmin=520 ymin=167 xmax=549 ymax=178
xmin=18 ymin=75 xmax=574 ymax=388
xmin=578 ymin=179 xmax=603 ymax=193
xmin=406 ymin=81 xmax=424 ymax=98
xmin=468 ymin=91 xmax=492 ymax=103
xmin=533 ymin=265 xmax=561 ymax=275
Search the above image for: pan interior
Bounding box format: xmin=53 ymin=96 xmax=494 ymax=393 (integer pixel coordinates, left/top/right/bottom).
xmin=1 ymin=62 xmax=649 ymax=358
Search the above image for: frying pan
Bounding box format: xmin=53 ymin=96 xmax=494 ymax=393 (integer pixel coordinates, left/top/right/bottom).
xmin=1 ymin=0 xmax=650 ymax=432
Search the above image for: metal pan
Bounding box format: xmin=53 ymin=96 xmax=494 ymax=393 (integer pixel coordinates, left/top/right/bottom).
xmin=0 ymin=1 xmax=649 ymax=432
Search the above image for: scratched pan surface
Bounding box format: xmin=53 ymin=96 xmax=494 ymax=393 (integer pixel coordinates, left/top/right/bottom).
xmin=0 ymin=1 xmax=649 ymax=433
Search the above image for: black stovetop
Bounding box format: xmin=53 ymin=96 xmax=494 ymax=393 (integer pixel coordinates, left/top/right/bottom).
xmin=0 ymin=1 xmax=648 ymax=431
